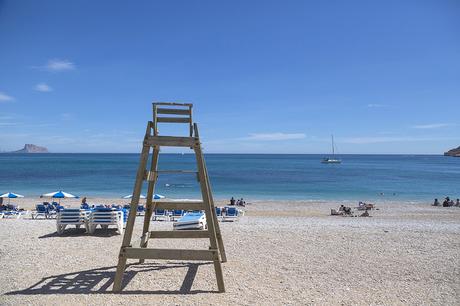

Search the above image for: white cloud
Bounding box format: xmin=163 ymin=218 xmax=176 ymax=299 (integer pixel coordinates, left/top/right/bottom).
xmin=34 ymin=83 xmax=53 ymax=92
xmin=242 ymin=132 xmax=306 ymax=141
xmin=0 ymin=92 xmax=14 ymax=102
xmin=411 ymin=123 xmax=455 ymax=129
xmin=43 ymin=59 xmax=75 ymax=71
xmin=367 ymin=103 xmax=387 ymax=108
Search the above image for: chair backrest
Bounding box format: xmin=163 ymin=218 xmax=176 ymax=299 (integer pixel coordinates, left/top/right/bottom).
xmin=155 ymin=209 xmax=165 ymax=215
xmin=36 ymin=204 xmax=46 ymax=212
xmin=225 ymin=207 xmax=237 ymax=216
xmin=173 ymin=209 xmax=183 ymax=216
xmin=215 ymin=207 xmax=222 ymax=216
xmin=81 ymin=203 xmax=90 ymax=209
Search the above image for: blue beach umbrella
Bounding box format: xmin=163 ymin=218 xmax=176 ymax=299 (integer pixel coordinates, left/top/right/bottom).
xmin=0 ymin=192 xmax=24 ymax=205
xmin=40 ymin=190 xmax=79 ymax=204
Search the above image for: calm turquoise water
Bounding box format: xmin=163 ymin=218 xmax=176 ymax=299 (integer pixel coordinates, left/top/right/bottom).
xmin=0 ymin=154 xmax=459 ymax=201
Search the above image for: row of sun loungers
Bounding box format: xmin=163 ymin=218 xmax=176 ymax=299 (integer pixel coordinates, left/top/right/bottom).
xmin=56 ymin=207 xmax=128 ymax=235
xmin=153 ymin=206 xmax=243 ymax=223
xmin=0 ymin=204 xmax=29 ymax=219
xmin=171 ymin=207 xmax=243 ymax=230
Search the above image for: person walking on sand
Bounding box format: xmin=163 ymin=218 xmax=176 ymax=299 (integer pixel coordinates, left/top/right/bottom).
xmin=433 ymin=198 xmax=440 ymax=206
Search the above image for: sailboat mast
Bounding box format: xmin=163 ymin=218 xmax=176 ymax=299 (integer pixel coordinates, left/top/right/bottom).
xmin=331 ymin=135 xmax=335 ymax=155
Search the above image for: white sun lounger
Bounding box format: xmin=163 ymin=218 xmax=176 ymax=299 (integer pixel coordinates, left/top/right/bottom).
xmin=173 ymin=212 xmax=207 ymax=230
xmin=56 ymin=209 xmax=89 ymax=234
xmin=88 ymin=208 xmax=125 ymax=235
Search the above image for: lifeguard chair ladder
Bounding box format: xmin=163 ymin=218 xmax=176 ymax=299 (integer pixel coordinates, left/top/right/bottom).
xmin=112 ymin=102 xmax=226 ymax=292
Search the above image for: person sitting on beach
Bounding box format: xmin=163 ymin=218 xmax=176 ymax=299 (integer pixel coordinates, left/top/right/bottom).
xmin=433 ymin=198 xmax=440 ymax=206
xmin=339 ymin=205 xmax=345 ymax=211
xmin=443 ymin=197 xmax=450 ymax=207
xmin=360 ymin=210 xmax=370 ymax=217
xmin=230 ymin=197 xmax=235 ymax=206
xmin=456 ymin=199 xmax=460 ymax=207
xmin=343 ymin=206 xmax=352 ymax=215
xmin=448 ymin=199 xmax=454 ymax=207
xmin=237 ymin=198 xmax=246 ymax=207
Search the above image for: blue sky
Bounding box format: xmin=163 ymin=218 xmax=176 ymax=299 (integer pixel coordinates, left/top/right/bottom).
xmin=0 ymin=0 xmax=459 ymax=154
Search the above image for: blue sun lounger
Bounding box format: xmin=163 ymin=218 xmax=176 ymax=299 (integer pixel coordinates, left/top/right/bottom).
xmin=153 ymin=209 xmax=169 ymax=221
xmin=223 ymin=206 xmax=240 ymax=222
xmin=170 ymin=209 xmax=184 ymax=221
xmin=32 ymin=204 xmax=49 ymax=219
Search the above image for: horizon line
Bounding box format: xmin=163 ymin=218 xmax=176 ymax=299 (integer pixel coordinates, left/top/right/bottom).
xmin=0 ymin=152 xmax=448 ymax=156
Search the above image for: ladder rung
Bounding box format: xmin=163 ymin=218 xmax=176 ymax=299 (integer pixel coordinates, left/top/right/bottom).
xmin=156 ymin=108 xmax=191 ymax=115
xmin=155 ymin=201 xmax=204 ymax=210
xmin=150 ymin=230 xmax=210 ymax=239
xmin=124 ymin=247 xmax=218 ymax=261
xmin=157 ymin=117 xmax=191 ymax=123
xmin=146 ymin=136 xmax=197 ymax=147
xmin=145 ymin=170 xmax=197 ymax=181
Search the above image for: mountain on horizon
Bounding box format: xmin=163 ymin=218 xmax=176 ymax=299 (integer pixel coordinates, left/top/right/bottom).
xmin=8 ymin=144 xmax=49 ymax=153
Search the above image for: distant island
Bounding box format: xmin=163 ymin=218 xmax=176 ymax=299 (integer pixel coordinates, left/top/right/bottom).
xmin=444 ymin=146 xmax=460 ymax=157
xmin=8 ymin=144 xmax=49 ymax=153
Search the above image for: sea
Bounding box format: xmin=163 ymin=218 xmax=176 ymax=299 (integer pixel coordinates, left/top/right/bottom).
xmin=1 ymin=154 xmax=459 ymax=202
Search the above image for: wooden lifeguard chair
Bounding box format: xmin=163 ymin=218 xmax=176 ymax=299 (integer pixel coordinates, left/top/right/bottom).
xmin=112 ymin=102 xmax=226 ymax=292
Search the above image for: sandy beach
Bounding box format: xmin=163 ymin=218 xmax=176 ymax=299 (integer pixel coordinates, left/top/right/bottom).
xmin=0 ymin=199 xmax=459 ymax=305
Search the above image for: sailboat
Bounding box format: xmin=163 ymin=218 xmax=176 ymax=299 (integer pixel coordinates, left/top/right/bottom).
xmin=321 ymin=135 xmax=341 ymax=164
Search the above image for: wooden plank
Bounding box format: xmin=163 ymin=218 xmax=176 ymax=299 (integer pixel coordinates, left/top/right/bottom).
xmin=153 ymin=102 xmax=193 ymax=107
xmin=156 ymin=108 xmax=191 ymax=115
xmin=146 ymin=136 xmax=196 ymax=147
xmin=150 ymin=230 xmax=210 ymax=239
xmin=155 ymin=201 xmax=204 ymax=210
xmin=124 ymin=247 xmax=218 ymax=261
xmin=193 ymin=135 xmax=225 ymax=292
xmin=139 ymin=147 xmax=160 ymax=264
xmin=156 ymin=117 xmax=191 ymax=123
xmin=113 ymin=121 xmax=152 ymax=292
